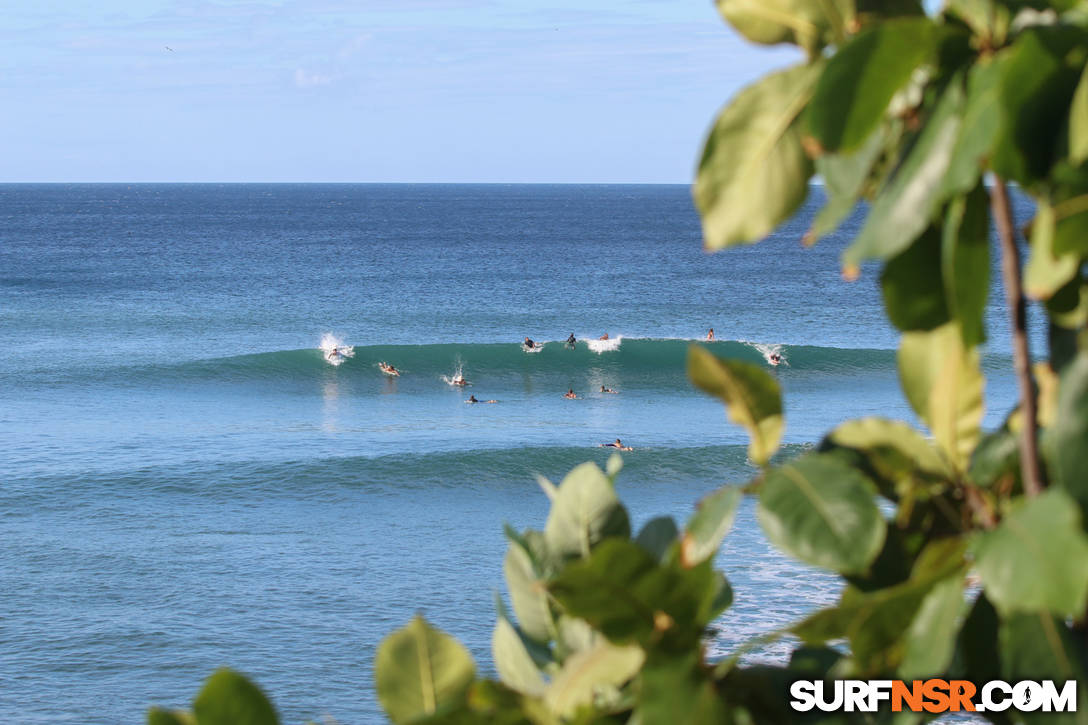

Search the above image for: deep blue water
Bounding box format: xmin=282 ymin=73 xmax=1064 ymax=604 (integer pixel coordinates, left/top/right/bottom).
xmin=0 ymin=184 xmax=1032 ymax=723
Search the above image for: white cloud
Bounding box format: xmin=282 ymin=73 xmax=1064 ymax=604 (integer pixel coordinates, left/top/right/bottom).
xmin=293 ymin=68 xmax=332 ymax=88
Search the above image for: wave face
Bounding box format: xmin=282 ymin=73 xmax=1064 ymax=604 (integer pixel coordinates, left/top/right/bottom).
xmin=88 ymin=337 xmax=914 ymax=387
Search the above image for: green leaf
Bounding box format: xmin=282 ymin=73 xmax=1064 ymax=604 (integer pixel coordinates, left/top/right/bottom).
xmin=991 ymin=26 xmax=1088 ymax=186
xmin=375 ymin=616 xmax=476 ymax=724
xmin=503 ymin=533 xmax=554 ymax=644
xmin=637 ymin=651 xmax=730 ymax=724
xmin=1051 ymin=351 xmax=1088 ymax=517
xmin=147 ymin=709 xmax=195 ymax=725
xmin=680 ymin=486 xmax=743 ymax=567
xmin=492 ymin=616 xmax=547 ymax=697
xmin=192 ymin=669 xmax=278 ymax=725
xmin=694 ymin=63 xmax=820 ymax=250
xmin=973 ymin=489 xmax=1088 ymax=617
xmin=951 ymin=593 xmax=1002 ymax=685
xmin=898 ymin=322 xmax=983 ymax=470
xmin=941 ymin=57 xmax=1004 ymax=197
xmin=717 ymin=0 xmax=849 ymax=56
xmin=548 ymin=538 xmax=724 ymax=648
xmin=807 ymin=17 xmax=936 ymax=153
xmin=544 ymin=462 xmax=630 ymax=560
xmin=844 ymin=76 xmax=966 ymax=266
xmin=1026 ymin=200 xmax=1080 ymax=301
xmin=687 ymin=346 xmax=783 ymax=465
xmin=1072 ymin=63 xmax=1088 ymax=165
xmin=756 ymin=453 xmax=886 ymax=574
xmin=826 ymin=417 xmax=953 ymax=484
xmin=941 ymin=183 xmax=990 ymax=347
xmin=899 ymin=575 xmax=966 ymax=678
xmin=881 ymin=226 xmax=950 ymax=332
xmin=543 ymin=640 xmax=644 ymax=717
xmin=969 ymin=425 xmax=1020 ymax=489
xmin=1000 ymin=613 xmax=1088 ymax=725
xmin=635 ymin=516 xmax=679 ymax=562
xmin=945 ymin=0 xmax=1010 ymax=45
xmin=605 ymin=452 xmax=623 ymax=479
xmin=794 ymin=539 xmax=966 ymax=672
xmin=809 ymin=125 xmax=888 ymax=242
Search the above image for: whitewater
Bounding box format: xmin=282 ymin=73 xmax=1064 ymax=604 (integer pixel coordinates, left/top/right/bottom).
xmin=0 ymin=184 xmax=1032 ymax=723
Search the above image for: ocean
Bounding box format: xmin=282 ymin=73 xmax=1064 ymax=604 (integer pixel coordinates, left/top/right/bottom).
xmin=0 ymin=184 xmax=1032 ymax=723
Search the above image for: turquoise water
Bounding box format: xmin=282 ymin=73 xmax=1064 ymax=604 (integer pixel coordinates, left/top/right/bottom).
xmin=0 ymin=184 xmax=1031 ymax=722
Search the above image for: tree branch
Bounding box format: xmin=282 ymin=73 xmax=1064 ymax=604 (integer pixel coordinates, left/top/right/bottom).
xmin=990 ymin=177 xmax=1044 ymax=496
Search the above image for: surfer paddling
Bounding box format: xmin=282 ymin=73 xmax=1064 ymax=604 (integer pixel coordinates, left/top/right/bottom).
xmin=466 ymin=395 xmax=498 ymax=404
xmin=600 ymin=438 xmax=633 ymax=451
xmin=563 ymin=388 xmax=579 ymax=399
xmin=379 ymin=362 xmax=400 ymax=376
xmin=600 ymin=385 xmax=617 ymax=394
xmin=768 ymin=353 xmax=782 ymax=366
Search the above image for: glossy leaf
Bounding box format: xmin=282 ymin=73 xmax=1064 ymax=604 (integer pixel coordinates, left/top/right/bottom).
xmin=680 ymin=486 xmax=742 ymax=568
xmin=147 ymin=709 xmax=195 ymax=725
xmin=941 ymin=183 xmax=990 ymax=347
xmin=807 ymin=17 xmax=936 ymax=153
xmin=898 ymin=322 xmax=983 ymax=470
xmin=637 ymin=651 xmax=729 ymax=724
xmin=376 ymin=616 xmax=476 ymax=724
xmin=492 ymin=616 xmax=547 ymax=697
xmin=503 ymin=534 xmax=554 ymax=643
xmin=694 ymin=63 xmax=820 ymax=250
xmin=881 ymin=226 xmax=950 ymax=332
xmin=549 ymin=538 xmax=724 ymax=647
xmin=974 ymin=489 xmax=1088 ymax=617
xmin=192 ymin=669 xmax=278 ymax=725
xmin=717 ymin=0 xmax=849 ymax=56
xmin=687 ymin=346 xmax=783 ymax=465
xmin=635 ymin=516 xmax=679 ymax=562
xmin=543 ymin=640 xmax=644 ymax=717
xmin=941 ymin=57 xmax=1004 ymax=197
xmin=544 ymin=462 xmax=630 ymax=560
xmin=1051 ymin=350 xmax=1088 ymax=516
xmin=1000 ymin=613 xmax=1088 ymax=724
xmin=1026 ymin=200 xmax=1080 ymax=300
xmin=945 ymin=0 xmax=1009 ymax=45
xmin=991 ymin=26 xmax=1088 ymax=186
xmin=757 ymin=453 xmax=886 ymax=574
xmin=844 ymin=77 xmax=966 ymax=266
xmin=1073 ymin=63 xmax=1088 ymax=165
xmin=810 ymin=125 xmax=887 ymax=242
xmin=827 ymin=417 xmax=953 ymax=483
xmin=899 ymin=575 xmax=966 ymax=678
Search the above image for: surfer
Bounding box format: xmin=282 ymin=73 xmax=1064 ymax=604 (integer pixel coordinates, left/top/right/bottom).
xmin=600 ymin=385 xmax=617 ymax=394
xmin=563 ymin=388 xmax=578 ymax=399
xmin=599 ymin=333 xmax=609 ymax=340
xmin=329 ymin=348 xmax=341 ymax=357
xmin=769 ymin=353 xmax=782 ymax=366
xmin=379 ymin=362 xmax=399 ymax=376
xmin=451 ymin=374 xmax=469 ymax=386
xmin=524 ymin=337 xmax=536 ymax=350
xmin=706 ymin=328 xmax=715 ymax=341
xmin=466 ymin=395 xmax=498 ymax=404
xmin=600 ymin=438 xmax=633 ymax=451
xmin=566 ymin=333 xmax=576 ymax=349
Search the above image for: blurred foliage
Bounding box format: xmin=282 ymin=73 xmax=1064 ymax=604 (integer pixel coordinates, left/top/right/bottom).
xmin=153 ymin=1 xmax=1088 ymax=723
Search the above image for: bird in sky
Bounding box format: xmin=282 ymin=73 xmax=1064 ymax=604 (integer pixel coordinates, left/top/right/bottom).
xmin=165 ymin=46 xmax=174 ymax=52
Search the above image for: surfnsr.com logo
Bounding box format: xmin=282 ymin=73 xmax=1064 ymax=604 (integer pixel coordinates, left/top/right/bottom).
xmin=790 ymin=679 xmax=1078 ymax=713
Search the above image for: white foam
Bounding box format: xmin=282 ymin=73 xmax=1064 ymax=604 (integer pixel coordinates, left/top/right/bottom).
xmin=441 ymin=360 xmax=469 ymax=386
xmin=522 ymin=342 xmax=545 ymax=354
xmin=586 ymin=336 xmax=622 ymax=354
xmin=743 ymin=341 xmax=788 ymax=367
xmin=320 ymin=333 xmax=355 ymax=366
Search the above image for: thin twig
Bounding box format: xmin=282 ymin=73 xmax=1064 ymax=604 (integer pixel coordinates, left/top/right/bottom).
xmin=990 ymin=177 xmax=1044 ymax=496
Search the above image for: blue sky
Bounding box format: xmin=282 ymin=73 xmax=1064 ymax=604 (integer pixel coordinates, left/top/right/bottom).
xmin=3 ymin=1 xmax=796 ymax=182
